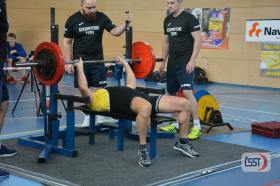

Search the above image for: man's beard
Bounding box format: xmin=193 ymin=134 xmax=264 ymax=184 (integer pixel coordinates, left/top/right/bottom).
xmin=81 ymin=9 xmax=96 ymax=22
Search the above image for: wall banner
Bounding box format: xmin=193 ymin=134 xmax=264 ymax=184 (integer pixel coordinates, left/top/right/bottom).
xmin=260 ymin=43 xmax=280 ymax=77
xmin=186 ymin=8 xmax=231 ymax=49
xmin=246 ymin=19 xmax=280 ymax=43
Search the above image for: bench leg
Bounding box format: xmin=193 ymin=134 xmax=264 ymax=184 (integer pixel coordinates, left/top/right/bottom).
xmin=117 ymin=119 xmax=125 ymax=151
xmin=109 ymin=129 xmax=115 ymax=140
xmin=149 ymin=123 xmax=157 ymax=159
xmin=89 ymin=114 xmax=96 ymax=144
xmin=64 ymin=110 xmax=75 ymax=150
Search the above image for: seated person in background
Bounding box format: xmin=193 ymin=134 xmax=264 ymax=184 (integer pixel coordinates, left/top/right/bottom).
xmin=6 ymin=32 xmax=27 ymax=84
xmin=75 ymin=57 xmax=199 ymax=167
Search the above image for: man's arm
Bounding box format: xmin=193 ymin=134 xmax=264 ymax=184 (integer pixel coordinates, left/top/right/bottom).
xmin=64 ymin=37 xmax=74 ymax=73
xmin=186 ymin=30 xmax=202 ymax=74
xmin=109 ymin=23 xmax=126 ymax=36
xmin=190 ymin=30 xmax=202 ymax=63
xmin=117 ymin=57 xmax=136 ymax=89
xmin=109 ymin=11 xmax=131 ymax=36
xmin=162 ymin=35 xmax=169 ymax=65
xmin=64 ymin=38 xmax=73 ymax=63
xmin=75 ymin=59 xmax=93 ymax=102
xmin=159 ymin=35 xmax=169 ymax=74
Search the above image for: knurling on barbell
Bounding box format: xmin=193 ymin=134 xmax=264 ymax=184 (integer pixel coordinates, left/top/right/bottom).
xmin=16 ymin=41 xmax=162 ymax=85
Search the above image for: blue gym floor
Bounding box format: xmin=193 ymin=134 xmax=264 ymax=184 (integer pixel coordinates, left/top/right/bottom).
xmin=1 ymin=71 xmax=280 ymax=185
xmin=154 ymin=154 xmax=280 ymax=186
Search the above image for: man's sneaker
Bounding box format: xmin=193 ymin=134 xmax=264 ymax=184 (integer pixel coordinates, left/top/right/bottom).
xmin=7 ymin=76 xmax=16 ymax=84
xmin=0 ymin=146 xmax=17 ymax=157
xmin=0 ymin=169 xmax=9 ymax=182
xmin=159 ymin=123 xmax=177 ymax=133
xmin=173 ymin=140 xmax=199 ymax=157
xmin=187 ymin=127 xmax=202 ymax=140
xmin=138 ymin=146 xmax=151 ymax=167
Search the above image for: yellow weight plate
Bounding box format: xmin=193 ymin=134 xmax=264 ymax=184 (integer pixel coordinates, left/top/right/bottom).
xmin=198 ymin=95 xmax=219 ymax=122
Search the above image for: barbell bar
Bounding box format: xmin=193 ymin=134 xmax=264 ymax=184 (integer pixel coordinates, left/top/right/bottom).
xmin=15 ymin=58 xmax=142 ymax=67
xmin=15 ymin=41 xmax=162 ymax=85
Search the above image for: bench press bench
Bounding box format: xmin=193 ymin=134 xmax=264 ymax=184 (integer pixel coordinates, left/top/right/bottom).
xmin=74 ymin=105 xmax=176 ymax=159
xmin=55 ymin=86 xmax=176 ymax=159
xmin=18 ymin=86 xmax=175 ymax=162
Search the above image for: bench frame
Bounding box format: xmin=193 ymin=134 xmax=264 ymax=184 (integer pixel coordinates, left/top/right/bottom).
xmin=18 ymin=86 xmax=175 ymax=162
xmin=75 ymin=105 xmax=175 ymax=159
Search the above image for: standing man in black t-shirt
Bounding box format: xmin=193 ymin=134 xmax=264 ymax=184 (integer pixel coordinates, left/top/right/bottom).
xmin=64 ymin=0 xmax=131 ymax=126
xmin=159 ymin=0 xmax=203 ymax=141
xmin=0 ymin=0 xmax=18 ymax=179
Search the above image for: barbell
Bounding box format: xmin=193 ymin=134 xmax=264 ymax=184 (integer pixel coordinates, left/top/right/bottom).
xmin=15 ymin=41 xmax=163 ymax=85
xmin=17 ymin=58 xmax=142 ymax=67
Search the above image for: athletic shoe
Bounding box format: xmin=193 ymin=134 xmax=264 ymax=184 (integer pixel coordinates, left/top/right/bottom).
xmin=138 ymin=146 xmax=151 ymax=167
xmin=159 ymin=123 xmax=177 ymax=133
xmin=173 ymin=140 xmax=199 ymax=157
xmin=187 ymin=127 xmax=202 ymax=140
xmin=0 ymin=169 xmax=9 ymax=182
xmin=0 ymin=146 xmax=17 ymax=158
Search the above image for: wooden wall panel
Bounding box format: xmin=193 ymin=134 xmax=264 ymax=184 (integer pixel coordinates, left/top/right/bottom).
xmin=253 ymin=0 xmax=280 ymax=7
xmin=103 ymin=0 xmax=253 ymax=9
xmin=181 ymin=0 xmax=253 ymax=8
xmin=7 ymin=0 xmax=50 ymax=9
xmin=201 ymin=58 xmax=250 ymax=84
xmin=252 ymin=7 xmax=280 ymax=19
xmin=105 ymin=10 xmax=166 ymax=32
xmin=8 ymin=9 xmax=49 ymax=28
xmin=103 ymin=0 xmax=166 ymax=10
xmin=230 ymin=8 xmax=253 ymax=34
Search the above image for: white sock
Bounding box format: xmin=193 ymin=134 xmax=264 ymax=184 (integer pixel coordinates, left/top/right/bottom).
xmin=80 ymin=115 xmax=90 ymax=127
xmin=84 ymin=115 xmax=90 ymax=120
xmin=193 ymin=119 xmax=201 ymax=130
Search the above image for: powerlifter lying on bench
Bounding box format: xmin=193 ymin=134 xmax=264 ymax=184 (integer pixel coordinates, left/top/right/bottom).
xmin=74 ymin=57 xmax=199 ymax=167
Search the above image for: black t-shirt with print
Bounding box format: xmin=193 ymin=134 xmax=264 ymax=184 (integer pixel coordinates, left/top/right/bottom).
xmin=164 ymin=10 xmax=200 ymax=59
xmin=64 ymin=11 xmax=116 ymax=60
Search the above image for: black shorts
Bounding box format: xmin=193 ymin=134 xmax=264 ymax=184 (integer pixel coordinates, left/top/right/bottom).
xmin=106 ymin=86 xmax=162 ymax=116
xmin=166 ymin=55 xmax=195 ymax=93
xmin=0 ymin=64 xmax=9 ymax=103
xmin=74 ymin=63 xmax=106 ymax=88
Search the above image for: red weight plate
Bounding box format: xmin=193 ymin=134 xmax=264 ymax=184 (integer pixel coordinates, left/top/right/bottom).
xmin=131 ymin=42 xmax=156 ymax=78
xmin=33 ymin=42 xmax=65 ymax=86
